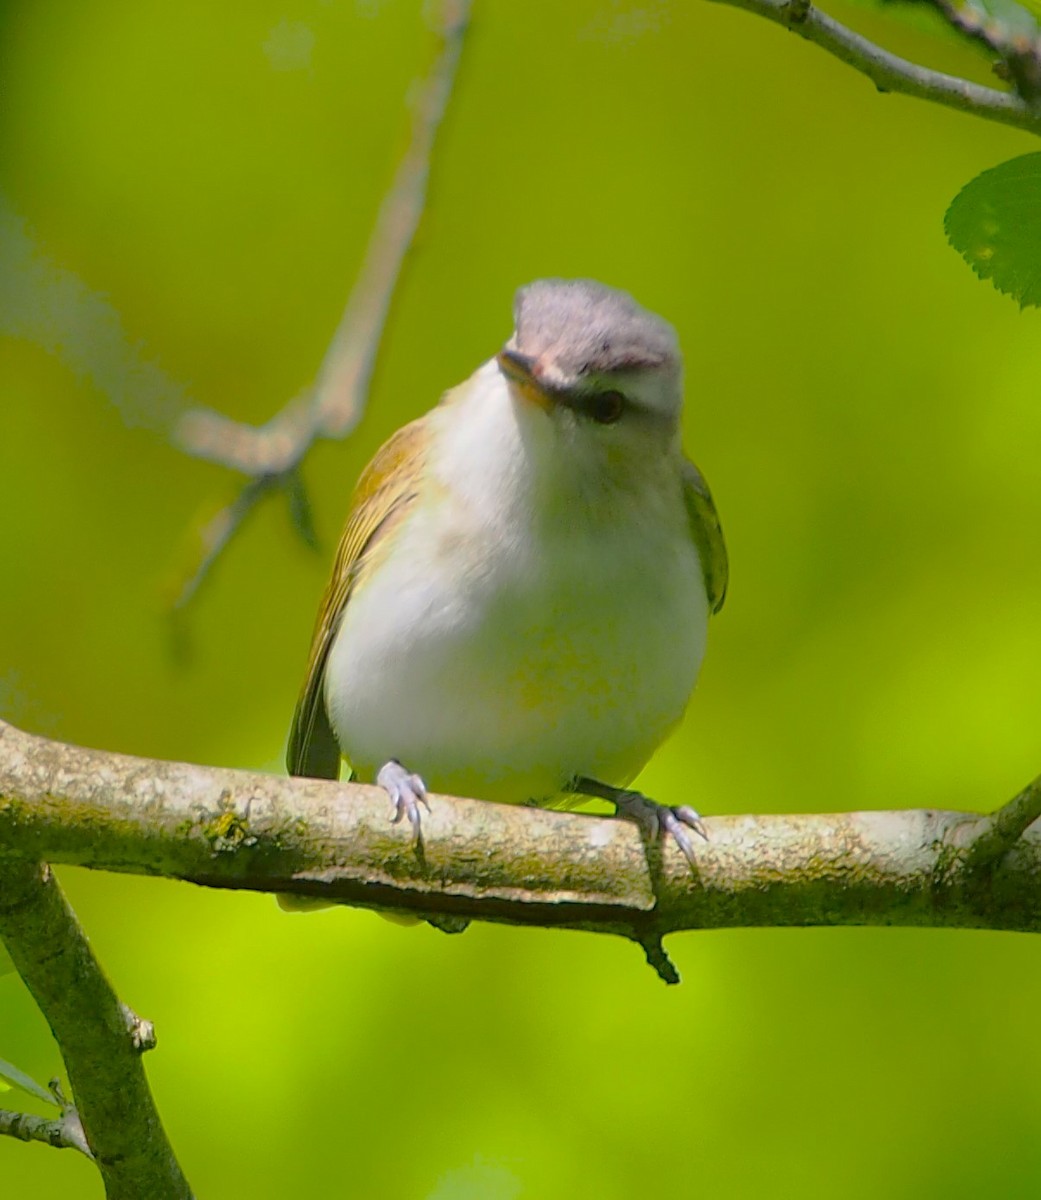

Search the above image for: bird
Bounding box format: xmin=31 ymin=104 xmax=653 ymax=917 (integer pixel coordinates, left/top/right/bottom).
xmin=287 ymin=278 xmax=727 ymax=864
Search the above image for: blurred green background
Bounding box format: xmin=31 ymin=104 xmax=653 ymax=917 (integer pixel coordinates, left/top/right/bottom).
xmin=3 ymin=1 xmax=1041 ymax=1196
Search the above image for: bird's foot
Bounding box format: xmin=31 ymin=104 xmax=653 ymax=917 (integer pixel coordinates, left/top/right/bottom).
xmin=570 ymin=777 xmax=707 ymax=867
xmin=377 ymin=759 xmax=429 ymax=840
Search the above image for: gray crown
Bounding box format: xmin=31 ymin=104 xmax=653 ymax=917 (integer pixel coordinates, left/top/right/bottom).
xmin=512 ymin=279 xmax=679 ymax=379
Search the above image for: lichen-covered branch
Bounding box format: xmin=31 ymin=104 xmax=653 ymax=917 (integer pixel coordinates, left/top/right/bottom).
xmin=709 ymin=0 xmax=1041 ymax=136
xmin=2 ymin=720 xmax=1041 ymax=973
xmin=0 ymin=852 xmax=193 ymax=1199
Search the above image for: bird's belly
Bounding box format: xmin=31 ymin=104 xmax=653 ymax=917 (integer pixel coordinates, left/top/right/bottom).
xmin=325 ymin=514 xmax=708 ymax=804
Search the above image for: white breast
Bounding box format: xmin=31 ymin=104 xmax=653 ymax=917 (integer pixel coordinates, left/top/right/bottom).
xmin=324 ymin=362 xmax=709 ymax=804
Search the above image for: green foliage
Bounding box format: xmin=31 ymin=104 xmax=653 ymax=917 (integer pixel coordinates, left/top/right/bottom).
xmin=0 ymin=1058 xmax=56 ymax=1106
xmin=946 ymin=152 xmax=1041 ymax=307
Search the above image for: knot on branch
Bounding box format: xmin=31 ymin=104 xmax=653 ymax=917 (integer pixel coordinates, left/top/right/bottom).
xmin=121 ymin=1005 xmax=157 ymax=1054
xmin=781 ymin=0 xmax=811 ymax=25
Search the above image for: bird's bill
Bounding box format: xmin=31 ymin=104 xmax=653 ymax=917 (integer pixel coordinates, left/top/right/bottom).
xmin=496 ymin=347 xmax=554 ymax=412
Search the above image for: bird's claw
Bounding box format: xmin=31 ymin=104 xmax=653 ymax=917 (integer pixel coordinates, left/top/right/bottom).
xmin=377 ymin=759 xmax=429 ymax=840
xmin=612 ymin=790 xmax=708 ymax=868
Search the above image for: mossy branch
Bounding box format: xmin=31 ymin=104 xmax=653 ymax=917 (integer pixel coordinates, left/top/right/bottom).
xmin=960 ymin=775 xmax=1041 ymax=871
xmin=0 ymin=852 xmax=193 ymax=1198
xmin=3 ymin=720 xmax=1041 ymax=982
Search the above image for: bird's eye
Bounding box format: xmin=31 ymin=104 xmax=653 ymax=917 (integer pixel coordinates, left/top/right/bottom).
xmin=589 ymin=390 xmax=625 ymax=425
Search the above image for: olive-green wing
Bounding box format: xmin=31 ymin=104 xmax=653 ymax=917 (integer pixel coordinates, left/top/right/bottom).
xmin=286 ymin=417 xmax=430 ymax=778
xmin=683 ymin=457 xmax=728 ymax=614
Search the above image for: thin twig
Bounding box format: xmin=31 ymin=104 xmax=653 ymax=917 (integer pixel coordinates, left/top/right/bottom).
xmin=0 ymin=1105 xmax=93 ymax=1157
xmin=0 ymin=854 xmax=193 ymax=1198
xmin=709 ymin=0 xmax=1041 ymax=136
xmin=168 ymin=476 xmax=275 ymax=613
xmin=311 ymin=0 xmax=470 ymax=440
xmin=170 ymin=0 xmax=471 ymax=607
xmin=961 ymin=773 xmax=1041 ymax=871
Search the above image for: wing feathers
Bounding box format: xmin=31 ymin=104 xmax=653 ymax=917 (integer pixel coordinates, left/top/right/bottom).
xmin=286 ymin=417 xmax=430 ymax=778
xmin=682 ymin=457 xmax=728 ymax=614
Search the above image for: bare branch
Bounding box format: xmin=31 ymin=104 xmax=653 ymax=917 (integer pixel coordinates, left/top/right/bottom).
xmin=2 ymin=720 xmax=1041 ymax=985
xmin=310 ymin=0 xmax=469 ymax=442
xmin=179 ymin=0 xmax=469 ymax=468
xmin=169 ymin=0 xmax=471 ymax=608
xmin=0 ymin=1104 xmax=92 ymax=1158
xmin=0 ymin=851 xmax=193 ymax=1198
xmin=709 ymin=0 xmax=1041 ymax=136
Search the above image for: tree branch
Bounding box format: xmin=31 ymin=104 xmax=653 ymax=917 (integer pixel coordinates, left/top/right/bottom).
xmin=960 ymin=774 xmax=1041 ymax=872
xmin=169 ymin=0 xmax=471 ymax=608
xmin=0 ymin=1066 xmax=92 ymax=1157
xmin=3 ymin=720 xmax=1041 ymax=984
xmin=0 ymin=851 xmax=193 ymax=1198
xmin=709 ymin=0 xmax=1041 ymax=136
xmin=0 ymin=1106 xmax=91 ymax=1156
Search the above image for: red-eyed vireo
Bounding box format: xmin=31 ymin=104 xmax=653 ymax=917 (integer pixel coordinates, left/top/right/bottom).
xmin=287 ymin=279 xmax=727 ymax=863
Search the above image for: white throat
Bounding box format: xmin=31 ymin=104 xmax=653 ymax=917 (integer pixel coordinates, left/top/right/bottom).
xmin=430 ymin=359 xmax=559 ymax=529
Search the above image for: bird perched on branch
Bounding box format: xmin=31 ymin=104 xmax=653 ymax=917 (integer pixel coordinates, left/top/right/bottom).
xmin=288 ymin=278 xmax=727 ymax=863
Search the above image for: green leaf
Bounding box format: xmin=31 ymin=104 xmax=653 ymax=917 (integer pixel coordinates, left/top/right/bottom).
xmin=945 ymin=153 xmax=1041 ymax=309
xmin=0 ymin=1058 xmax=58 ymax=1107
